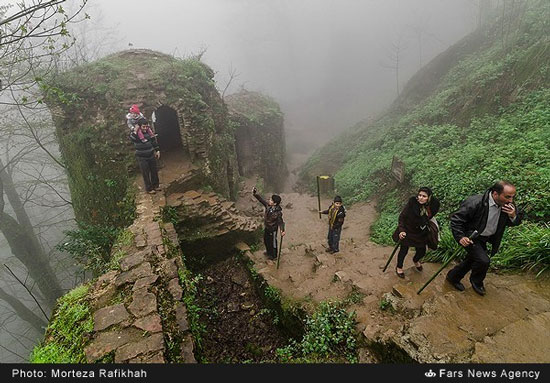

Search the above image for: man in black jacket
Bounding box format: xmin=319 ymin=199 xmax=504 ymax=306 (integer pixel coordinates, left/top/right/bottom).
xmin=253 ymin=187 xmax=285 ymax=260
xmin=130 ymin=118 xmax=161 ymax=194
xmin=446 ymin=181 xmax=521 ymax=296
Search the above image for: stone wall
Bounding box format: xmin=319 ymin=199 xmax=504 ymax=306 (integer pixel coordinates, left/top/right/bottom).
xmin=83 ymin=192 xmax=195 ymax=363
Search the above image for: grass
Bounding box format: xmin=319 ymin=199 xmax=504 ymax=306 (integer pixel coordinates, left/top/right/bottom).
xmin=30 ymin=285 xmax=93 ymax=363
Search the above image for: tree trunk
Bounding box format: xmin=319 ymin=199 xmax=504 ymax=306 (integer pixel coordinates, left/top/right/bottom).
xmin=0 ymin=159 xmax=63 ymax=308
xmin=0 ymin=287 xmax=47 ymax=333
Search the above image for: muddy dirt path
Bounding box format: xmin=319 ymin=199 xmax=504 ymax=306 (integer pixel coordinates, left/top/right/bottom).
xmin=235 ymin=178 xmax=550 ymax=363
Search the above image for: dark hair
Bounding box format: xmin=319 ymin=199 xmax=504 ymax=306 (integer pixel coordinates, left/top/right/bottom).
xmin=418 ymin=187 xmax=433 ymax=197
xmin=137 ymin=117 xmax=148 ymax=126
xmin=271 ymin=194 xmax=281 ymax=205
xmin=490 ymin=180 xmax=515 ymax=194
xmin=334 ymin=195 xmax=342 ymax=203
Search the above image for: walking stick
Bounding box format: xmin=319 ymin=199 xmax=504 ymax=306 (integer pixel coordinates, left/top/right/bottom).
xmin=383 ymin=240 xmax=402 ymax=272
xmin=276 ymin=234 xmax=284 ymax=270
xmin=316 ymin=176 xmax=321 ymax=219
xmin=417 ymin=230 xmax=479 ymax=295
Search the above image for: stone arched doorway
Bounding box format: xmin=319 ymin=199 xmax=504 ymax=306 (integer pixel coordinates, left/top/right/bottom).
xmin=152 ymin=105 xmax=184 ymax=156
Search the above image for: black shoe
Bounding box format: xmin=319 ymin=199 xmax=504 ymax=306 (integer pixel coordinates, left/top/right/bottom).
xmin=395 ymin=268 xmax=405 ymax=278
xmin=471 ymin=282 xmax=486 ymax=296
xmin=446 ymin=276 xmax=465 ymax=291
xmin=414 ymin=262 xmax=423 ymax=271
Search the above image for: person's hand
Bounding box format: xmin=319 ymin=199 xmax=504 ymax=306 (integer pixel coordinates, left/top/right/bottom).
xmin=459 ymin=236 xmax=473 ymax=247
xmin=281 ymin=231 xmax=286 ymax=237
xmin=399 ymin=232 xmax=406 ymax=240
xmin=155 ymin=151 xmax=160 ymax=160
xmin=502 ymin=203 xmax=516 ymax=219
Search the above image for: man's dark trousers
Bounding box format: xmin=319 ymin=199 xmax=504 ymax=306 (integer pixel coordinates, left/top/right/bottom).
xmin=328 ymin=227 xmax=341 ymax=252
xmin=264 ymin=229 xmax=278 ymax=259
xmin=447 ymin=238 xmax=490 ymax=286
xmin=138 ymin=155 xmax=159 ymax=192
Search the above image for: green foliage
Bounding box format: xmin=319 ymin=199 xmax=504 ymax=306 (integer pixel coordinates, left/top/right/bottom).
xmin=57 ymin=223 xmax=121 ymax=278
xmin=178 ymin=269 xmax=206 ymax=353
xmin=493 ymin=222 xmax=550 ymax=276
xmin=379 ymin=298 xmax=394 ymax=313
xmin=30 ymin=285 xmax=92 ymax=363
xmin=160 ymin=206 xmax=179 ymax=225
xmin=276 ymin=301 xmax=358 ymax=363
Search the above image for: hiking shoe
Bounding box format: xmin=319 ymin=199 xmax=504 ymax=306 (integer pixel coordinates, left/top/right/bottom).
xmin=147 ymin=190 xmax=156 ymax=195
xmin=446 ymin=276 xmax=465 ymax=291
xmin=471 ymin=282 xmax=486 ymax=296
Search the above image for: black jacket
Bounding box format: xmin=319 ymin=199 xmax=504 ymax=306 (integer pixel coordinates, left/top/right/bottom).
xmin=392 ymin=196 xmax=440 ymax=247
xmin=130 ymin=131 xmax=159 ymax=158
xmin=321 ymin=203 xmax=346 ymax=229
xmin=450 ymin=189 xmax=522 ymax=255
xmin=254 ymin=193 xmax=285 ymax=232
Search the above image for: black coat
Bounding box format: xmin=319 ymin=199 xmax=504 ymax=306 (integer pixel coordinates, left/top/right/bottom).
xmin=130 ymin=131 xmax=159 ymax=158
xmin=254 ymin=193 xmax=285 ymax=233
xmin=450 ymin=189 xmax=521 ymax=255
xmin=392 ymin=196 xmax=440 ymax=247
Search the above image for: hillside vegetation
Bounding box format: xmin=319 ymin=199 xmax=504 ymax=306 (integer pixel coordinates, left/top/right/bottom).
xmin=300 ymin=1 xmax=550 ymax=274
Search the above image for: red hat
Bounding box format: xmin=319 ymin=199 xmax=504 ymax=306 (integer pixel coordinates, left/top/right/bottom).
xmin=129 ymin=104 xmax=140 ymax=114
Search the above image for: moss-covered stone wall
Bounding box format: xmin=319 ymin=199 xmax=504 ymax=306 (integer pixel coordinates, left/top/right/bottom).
xmin=44 ymin=49 xmax=240 ymax=227
xmin=225 ymin=90 xmax=288 ymax=192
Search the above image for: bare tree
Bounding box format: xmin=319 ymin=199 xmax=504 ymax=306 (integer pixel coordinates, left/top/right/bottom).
xmin=380 ymin=33 xmax=408 ymax=97
xmin=0 ymin=0 xmax=90 ymax=362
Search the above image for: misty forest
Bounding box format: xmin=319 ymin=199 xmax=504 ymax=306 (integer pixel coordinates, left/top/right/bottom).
xmin=0 ymin=0 xmax=549 ymax=364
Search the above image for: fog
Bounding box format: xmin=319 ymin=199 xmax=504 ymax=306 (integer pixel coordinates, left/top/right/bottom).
xmin=94 ymin=0 xmax=478 ymax=152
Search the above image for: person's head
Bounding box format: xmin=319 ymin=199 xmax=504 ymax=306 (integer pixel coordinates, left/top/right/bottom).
xmin=333 ymin=195 xmax=343 ymax=207
xmin=490 ymin=181 xmax=516 ymax=206
xmin=269 ymin=194 xmax=281 ymax=206
xmin=129 ymin=104 xmax=140 ymax=114
xmin=416 ymin=187 xmax=433 ymax=205
xmin=137 ymin=118 xmax=148 ymax=129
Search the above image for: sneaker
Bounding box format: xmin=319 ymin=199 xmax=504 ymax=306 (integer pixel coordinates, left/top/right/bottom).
xmin=154 ymin=187 xmax=162 ymax=191
xmin=325 ymin=248 xmax=333 ymax=253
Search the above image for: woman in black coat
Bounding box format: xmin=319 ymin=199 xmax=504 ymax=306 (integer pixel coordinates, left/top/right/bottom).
xmin=392 ymin=187 xmax=440 ymax=278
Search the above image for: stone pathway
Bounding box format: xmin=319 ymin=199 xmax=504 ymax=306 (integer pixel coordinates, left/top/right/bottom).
xmin=83 ymin=190 xmax=195 ymax=363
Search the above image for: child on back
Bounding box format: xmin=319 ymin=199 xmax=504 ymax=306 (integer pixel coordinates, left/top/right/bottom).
xmin=126 ymin=104 xmax=156 ymax=142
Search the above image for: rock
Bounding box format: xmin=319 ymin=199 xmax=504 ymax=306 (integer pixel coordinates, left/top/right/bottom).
xmin=334 ymin=271 xmax=351 ymax=283
xmin=160 ymin=259 xmax=179 ymax=280
xmin=392 ymin=286 xmax=404 ymax=298
xmin=133 ymin=274 xmax=159 ymax=291
xmin=115 ymin=262 xmax=153 ymax=287
xmin=241 ymin=303 xmax=254 ymax=310
xmin=128 ymin=290 xmax=157 ymax=317
xmin=175 ymin=303 xmax=189 ymax=332
xmin=234 ymin=242 xmax=250 ymax=252
xmin=119 ymin=253 xmax=146 ymax=272
xmin=134 ymin=314 xmax=163 ymax=333
xmin=180 ymin=334 xmax=196 ymax=363
xmin=115 ymin=333 xmax=164 ymax=362
xmin=93 ymin=304 xmax=130 ymax=332
xmin=85 ymin=327 xmax=142 ymax=362
xmin=227 ymin=302 xmax=240 ymax=312
xmin=167 ymin=278 xmax=183 ymax=301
